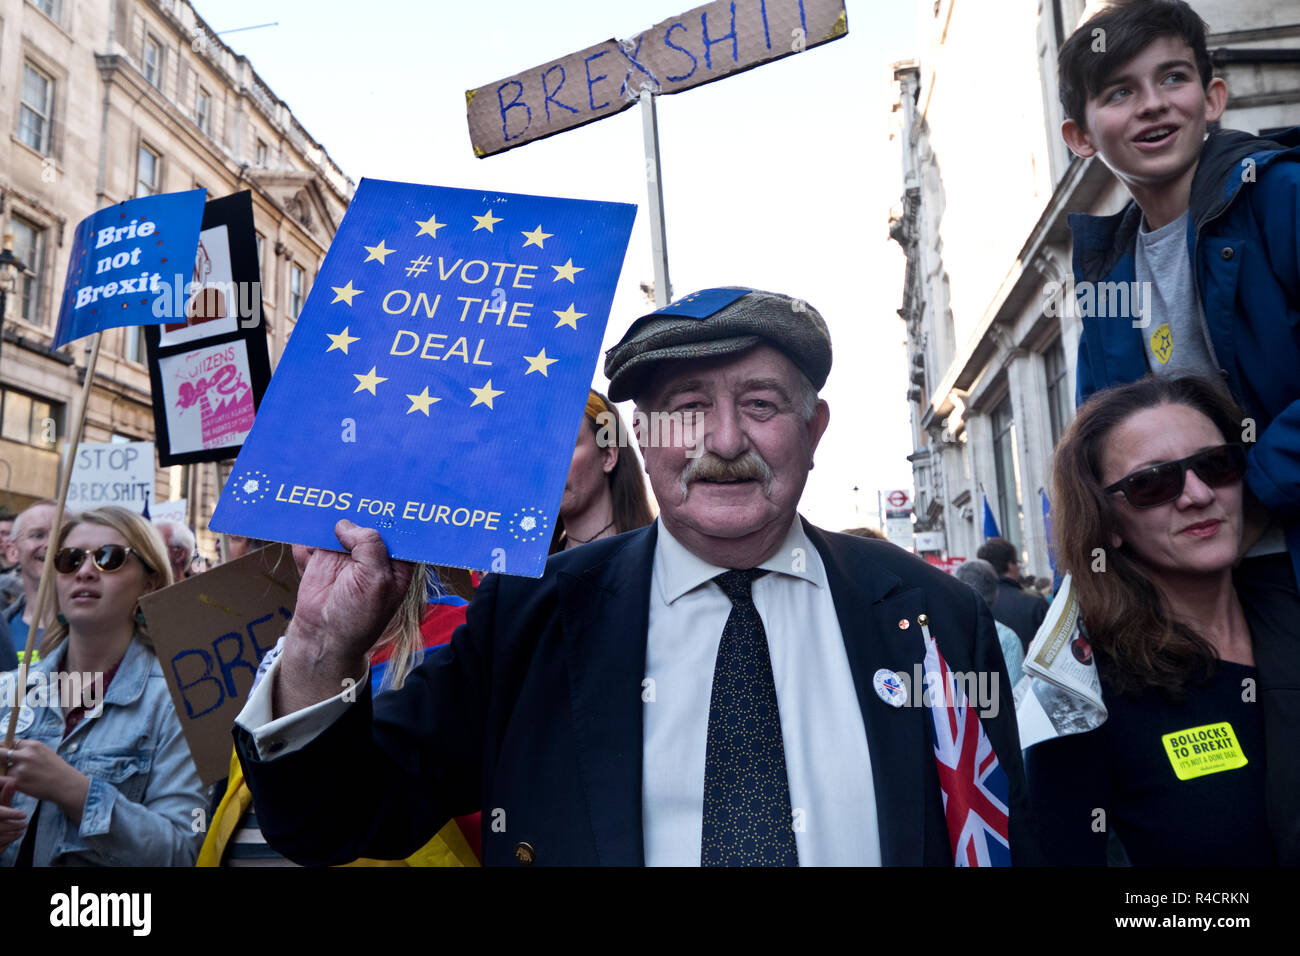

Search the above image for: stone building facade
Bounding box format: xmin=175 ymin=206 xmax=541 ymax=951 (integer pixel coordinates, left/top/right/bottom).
xmin=891 ymin=0 xmax=1299 ymax=576
xmin=0 ymin=0 xmax=352 ymax=557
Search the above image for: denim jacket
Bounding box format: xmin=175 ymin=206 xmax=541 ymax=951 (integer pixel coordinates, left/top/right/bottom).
xmin=0 ymin=634 xmax=206 ymax=866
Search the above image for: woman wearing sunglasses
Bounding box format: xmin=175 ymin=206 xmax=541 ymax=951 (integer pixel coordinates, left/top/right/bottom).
xmin=1025 ymin=375 xmax=1295 ymax=866
xmin=0 ymin=506 xmax=205 ymax=867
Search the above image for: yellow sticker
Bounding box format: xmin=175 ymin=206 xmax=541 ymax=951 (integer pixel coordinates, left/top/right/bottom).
xmin=1150 ymin=324 xmax=1174 ymax=364
xmin=1162 ymin=722 xmax=1247 ymax=780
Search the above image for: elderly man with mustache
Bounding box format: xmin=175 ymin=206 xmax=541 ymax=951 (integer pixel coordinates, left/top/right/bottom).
xmin=234 ymin=288 xmax=1033 ymax=866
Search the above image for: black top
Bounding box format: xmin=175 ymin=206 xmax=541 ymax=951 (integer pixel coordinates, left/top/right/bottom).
xmin=1026 ymin=655 xmax=1273 ymax=866
xmin=993 ymin=578 xmax=1049 ymax=653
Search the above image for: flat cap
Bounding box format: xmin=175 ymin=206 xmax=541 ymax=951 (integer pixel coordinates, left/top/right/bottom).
xmin=603 ymin=287 xmax=832 ymax=402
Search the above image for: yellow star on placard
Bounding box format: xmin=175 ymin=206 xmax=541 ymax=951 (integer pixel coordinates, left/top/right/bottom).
xmin=523 ymin=349 xmax=558 ymax=376
xmin=552 ymin=258 xmax=583 ymax=282
xmin=415 ymin=214 xmax=445 ymax=238
xmin=326 ymin=327 xmax=360 ymax=354
xmin=406 ymin=387 xmax=441 ymax=416
xmin=553 ymin=303 xmax=587 ymax=330
xmin=353 ymin=366 xmax=388 ymax=395
xmin=472 ymin=209 xmax=503 ymax=232
xmin=521 ymin=225 xmax=553 ymax=249
xmin=331 ymin=280 xmax=363 ymax=306
xmin=469 ymin=379 xmax=504 ymax=409
xmin=363 ymin=240 xmax=394 ymax=264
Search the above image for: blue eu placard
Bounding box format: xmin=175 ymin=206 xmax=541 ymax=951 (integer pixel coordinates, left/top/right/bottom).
xmin=54 ymin=189 xmax=207 ymax=348
xmin=211 ymin=179 xmax=636 ymax=577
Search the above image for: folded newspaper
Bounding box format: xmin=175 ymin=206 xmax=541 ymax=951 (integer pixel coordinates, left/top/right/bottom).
xmin=1012 ymin=573 xmax=1107 ymax=749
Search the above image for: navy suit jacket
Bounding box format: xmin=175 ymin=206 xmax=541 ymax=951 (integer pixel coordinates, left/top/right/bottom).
xmin=236 ymin=520 xmax=1034 ymax=866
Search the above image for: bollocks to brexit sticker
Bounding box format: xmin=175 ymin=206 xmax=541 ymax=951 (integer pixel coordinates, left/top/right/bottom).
xmin=1161 ymin=721 xmax=1248 ymax=781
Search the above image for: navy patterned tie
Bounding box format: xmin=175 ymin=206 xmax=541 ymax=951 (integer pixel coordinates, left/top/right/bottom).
xmin=701 ymin=568 xmax=799 ymax=866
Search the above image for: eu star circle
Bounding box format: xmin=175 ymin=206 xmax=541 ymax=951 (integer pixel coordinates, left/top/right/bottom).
xmin=509 ymin=506 xmax=550 ymax=543
xmin=228 ymin=469 xmax=271 ymax=505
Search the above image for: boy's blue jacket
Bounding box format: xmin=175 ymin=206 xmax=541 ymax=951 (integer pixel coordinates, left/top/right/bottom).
xmin=1069 ymin=127 xmax=1300 ymax=589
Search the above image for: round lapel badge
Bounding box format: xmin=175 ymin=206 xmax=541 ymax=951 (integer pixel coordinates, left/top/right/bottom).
xmin=873 ymin=668 xmax=907 ymax=708
xmin=11 ymin=705 xmax=35 ymax=735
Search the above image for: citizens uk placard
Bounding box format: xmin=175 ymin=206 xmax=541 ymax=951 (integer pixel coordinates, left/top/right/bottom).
xmin=211 ymin=179 xmax=636 ymax=576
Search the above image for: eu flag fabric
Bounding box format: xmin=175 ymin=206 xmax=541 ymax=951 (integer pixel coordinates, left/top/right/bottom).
xmin=1040 ymin=488 xmax=1056 ymax=573
xmin=54 ymin=189 xmax=206 ymax=348
xmin=982 ymin=496 xmax=1001 ymax=540
xmin=211 ymin=179 xmax=636 ymax=577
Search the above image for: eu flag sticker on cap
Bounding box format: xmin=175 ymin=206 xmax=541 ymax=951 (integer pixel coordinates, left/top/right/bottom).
xmin=649 ymin=287 xmax=753 ymax=320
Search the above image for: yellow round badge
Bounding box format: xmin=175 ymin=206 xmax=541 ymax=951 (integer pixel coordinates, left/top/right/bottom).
xmin=1150 ymin=324 xmax=1174 ymax=364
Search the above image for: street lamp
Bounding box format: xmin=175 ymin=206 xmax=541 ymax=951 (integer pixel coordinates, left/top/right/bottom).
xmin=0 ymin=233 xmax=31 ymax=369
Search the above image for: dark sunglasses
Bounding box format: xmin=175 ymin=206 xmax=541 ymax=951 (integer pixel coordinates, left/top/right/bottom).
xmin=1104 ymin=444 xmax=1247 ymax=509
xmin=54 ymin=545 xmax=154 ymax=575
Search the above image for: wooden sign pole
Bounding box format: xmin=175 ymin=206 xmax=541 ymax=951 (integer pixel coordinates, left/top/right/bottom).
xmin=639 ymin=88 xmax=672 ymax=308
xmin=3 ymin=330 xmax=103 ymax=750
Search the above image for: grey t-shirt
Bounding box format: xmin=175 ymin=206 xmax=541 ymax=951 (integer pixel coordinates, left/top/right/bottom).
xmin=1135 ymin=210 xmax=1217 ymax=377
xmin=1135 ymin=212 xmax=1286 ymax=556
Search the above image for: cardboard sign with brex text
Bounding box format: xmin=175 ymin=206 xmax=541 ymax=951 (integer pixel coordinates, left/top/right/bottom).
xmin=140 ymin=545 xmax=299 ymax=786
xmin=466 ymin=0 xmax=848 ymax=157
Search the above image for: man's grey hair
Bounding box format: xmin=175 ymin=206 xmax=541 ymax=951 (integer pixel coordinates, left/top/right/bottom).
xmin=154 ymin=519 xmax=195 ymax=555
xmin=954 ymin=558 xmax=1000 ymax=610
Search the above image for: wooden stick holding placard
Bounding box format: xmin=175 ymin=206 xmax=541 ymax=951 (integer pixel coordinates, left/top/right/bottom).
xmin=3 ymin=331 xmax=103 ymax=750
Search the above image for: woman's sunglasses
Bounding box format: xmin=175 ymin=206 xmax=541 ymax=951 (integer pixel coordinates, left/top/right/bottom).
xmin=1104 ymin=444 xmax=1247 ymax=509
xmin=54 ymin=545 xmax=153 ymax=575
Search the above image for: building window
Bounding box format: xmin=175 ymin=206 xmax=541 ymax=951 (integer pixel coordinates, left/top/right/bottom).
xmin=256 ymin=139 xmax=268 ymax=166
xmin=196 ymin=88 xmax=211 ymax=134
xmin=18 ymin=63 xmax=54 ymax=154
xmin=1044 ymin=338 xmax=1072 ymax=447
xmin=991 ymin=393 xmax=1023 ymax=552
xmin=0 ymin=387 xmax=59 ymax=450
xmin=9 ymin=216 xmax=47 ymax=325
xmin=136 ymin=143 xmax=160 ymax=197
xmin=32 ymin=0 xmax=62 ymax=20
xmin=124 ymin=326 xmax=147 ymax=364
xmin=289 ymin=263 xmax=305 ymax=319
xmin=144 ymin=35 xmax=163 ymax=88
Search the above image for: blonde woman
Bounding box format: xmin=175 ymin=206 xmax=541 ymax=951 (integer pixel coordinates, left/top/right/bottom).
xmin=0 ymin=506 xmax=205 ymax=866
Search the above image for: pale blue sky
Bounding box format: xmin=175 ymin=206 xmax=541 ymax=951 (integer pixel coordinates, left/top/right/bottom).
xmin=195 ymin=0 xmax=919 ymax=531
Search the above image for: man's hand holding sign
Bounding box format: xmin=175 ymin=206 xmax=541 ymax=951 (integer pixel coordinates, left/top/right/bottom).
xmin=276 ymin=522 xmax=414 ymax=716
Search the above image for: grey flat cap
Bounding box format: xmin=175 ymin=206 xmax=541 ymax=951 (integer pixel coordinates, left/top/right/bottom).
xmin=603 ymin=287 xmax=832 ymax=402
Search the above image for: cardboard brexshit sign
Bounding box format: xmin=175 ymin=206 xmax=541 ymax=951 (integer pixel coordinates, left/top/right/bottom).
xmin=54 ymin=189 xmax=206 ymax=348
xmin=466 ymin=0 xmax=847 ymax=157
xmin=66 ymin=441 xmax=156 ymax=513
xmin=211 ymin=179 xmax=636 ymax=577
xmin=140 ymin=544 xmax=298 ymax=786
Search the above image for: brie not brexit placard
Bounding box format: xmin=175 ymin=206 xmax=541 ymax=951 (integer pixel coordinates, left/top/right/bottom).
xmin=211 ymin=179 xmax=636 ymax=577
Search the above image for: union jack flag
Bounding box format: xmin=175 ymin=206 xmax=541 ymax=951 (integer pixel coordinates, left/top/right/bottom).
xmin=920 ymin=623 xmax=1011 ymax=866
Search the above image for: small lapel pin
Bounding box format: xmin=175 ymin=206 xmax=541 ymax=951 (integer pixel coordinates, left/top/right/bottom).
xmin=917 ymin=613 xmax=929 ymax=626
xmin=897 ymin=618 xmax=910 ymax=630
xmin=873 ymin=668 xmax=907 ymax=708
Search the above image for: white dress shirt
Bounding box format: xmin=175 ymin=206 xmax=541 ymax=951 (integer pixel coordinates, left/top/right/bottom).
xmin=235 ymin=515 xmax=880 ymax=865
xmin=643 ymin=517 xmax=879 ymax=865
